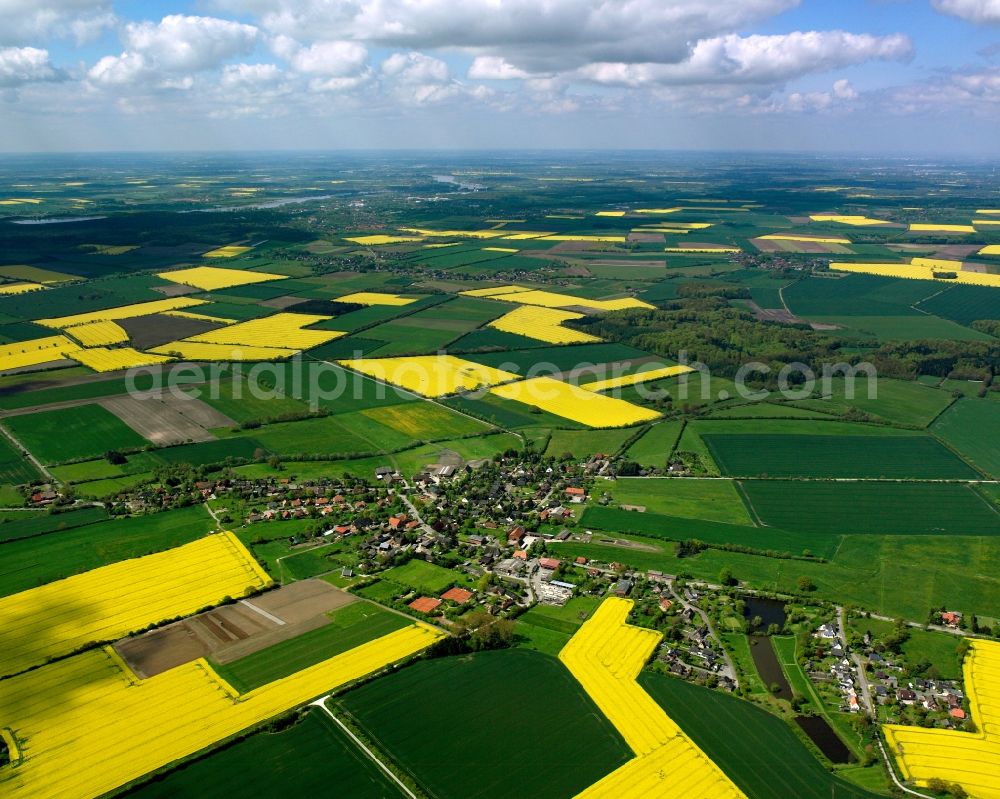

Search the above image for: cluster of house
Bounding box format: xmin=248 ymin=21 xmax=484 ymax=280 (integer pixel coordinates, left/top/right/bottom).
xmin=407 ymin=586 xmax=476 ymax=616
xmin=810 ymin=623 xmax=865 ymax=714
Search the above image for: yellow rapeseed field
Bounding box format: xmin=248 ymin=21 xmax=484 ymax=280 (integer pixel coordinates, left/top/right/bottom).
xmin=64 ymin=320 xmax=129 ymax=347
xmin=202 ymin=244 xmax=253 ymax=258
xmin=595 ymin=211 xmax=627 ymax=217
xmin=832 ymin=261 xmax=1000 ymax=289
xmin=345 ymin=235 xmax=424 ymax=245
xmin=398 ymin=227 xmax=507 ymax=239
xmin=158 ymin=266 xmax=288 ymax=291
xmin=148 ymin=341 xmax=299 ymax=361
xmin=637 ymin=222 xmax=713 ymax=230
xmin=504 ymin=231 xmax=556 ymax=238
xmin=909 ymin=223 xmax=976 ymax=234
xmin=483 ymin=288 xmax=654 ymax=312
xmin=977 ymin=209 xmax=1000 ymax=214
xmin=973 ymin=220 xmax=1000 ymax=226
xmin=164 ymin=309 xmax=238 ymax=324
xmin=809 ymin=214 xmax=890 ymax=226
xmin=334 ymin=292 xmax=418 ymax=306
xmin=561 ymin=599 xmax=746 ymax=799
xmin=979 ymin=245 xmax=1000 ymax=256
xmin=538 ymin=235 xmax=627 ymax=243
xmin=339 ymin=354 xmax=520 ymax=398
xmin=0 ymin=198 xmax=43 ymax=205
xmin=884 ymin=640 xmax=1000 ymax=799
xmin=0 ymin=281 xmax=46 ymax=295
xmin=482 ymin=246 xmax=519 ymax=253
xmin=68 ymin=347 xmax=174 ymax=372
xmin=187 ymin=313 xmax=345 ymax=350
xmin=634 ymin=208 xmax=682 ymax=214
xmin=664 ymin=247 xmax=741 ymax=253
xmin=581 ymin=364 xmax=694 ymax=392
xmin=489 ymin=306 xmax=601 ymax=344
xmin=0 ymin=625 xmax=442 ymax=799
xmin=35 ymin=297 xmax=207 ymax=329
xmin=758 ymin=234 xmax=851 ymax=244
xmin=0 ymin=265 xmax=77 ymax=283
xmin=491 ymin=377 xmax=660 ymax=427
xmin=0 ymin=335 xmax=78 ymax=371
xmin=0 ymin=532 xmax=270 ymax=679
xmin=460 ymin=285 xmax=529 ymax=297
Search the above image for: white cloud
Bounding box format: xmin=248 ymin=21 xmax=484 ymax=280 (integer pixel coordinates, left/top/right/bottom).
xmin=217 ymin=0 xmax=799 ymax=70
xmin=467 ymin=57 xmax=532 ymax=80
xmin=381 ymin=52 xmax=449 ymax=84
xmin=220 ymin=62 xmax=282 ymax=88
xmin=0 ymin=0 xmax=113 ymax=45
xmin=87 ymin=15 xmax=259 ymax=89
xmin=0 ymin=46 xmax=60 ymax=87
xmin=276 ymin=38 xmax=368 ymax=76
xmin=122 ymin=15 xmax=259 ymax=73
xmin=576 ymin=31 xmax=912 ymax=87
xmin=933 ymin=0 xmax=1000 ymax=24
xmin=833 ymin=78 xmax=857 ymax=100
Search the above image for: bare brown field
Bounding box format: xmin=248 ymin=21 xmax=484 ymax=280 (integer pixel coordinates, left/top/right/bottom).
xmin=100 ymin=395 xmax=218 ymax=445
xmin=119 ymin=313 xmax=222 ymax=349
xmin=626 ymin=232 xmax=665 ymax=243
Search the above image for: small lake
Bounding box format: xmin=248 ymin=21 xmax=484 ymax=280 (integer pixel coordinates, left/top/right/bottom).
xmin=795 ymin=715 xmax=854 ymax=763
xmin=748 ymin=635 xmax=791 ymax=700
xmin=10 ymin=215 xmax=106 ymax=225
xmin=743 ymin=596 xmax=788 ymax=629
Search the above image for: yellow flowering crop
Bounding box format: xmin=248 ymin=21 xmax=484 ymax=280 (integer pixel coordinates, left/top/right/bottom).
xmin=595 ymin=211 xmax=627 ymax=217
xmin=398 ymin=227 xmax=507 ymax=239
xmin=581 ymin=364 xmax=694 ymax=392
xmin=0 ymin=198 xmax=43 ymax=205
xmin=884 ymin=640 xmax=1000 ymax=799
xmin=460 ymin=285 xmax=529 ymax=297
xmin=832 ymin=261 xmax=1000 ymax=289
xmin=491 ymin=377 xmax=660 ymax=427
xmin=562 ymin=599 xmax=745 ymax=799
xmin=158 ymin=266 xmax=288 ymax=291
xmin=634 ymin=208 xmax=682 ymax=214
xmin=35 ymin=297 xmax=207 ymax=329
xmin=486 ymin=288 xmax=654 ymax=312
xmin=148 ymin=341 xmax=299 ymax=361
xmin=978 ymin=209 xmax=1000 ymax=214
xmin=0 ymin=533 xmax=270 ymax=679
xmin=538 ymin=235 xmax=627 ymax=243
xmin=335 ymin=292 xmax=418 ymax=306
xmin=482 ymin=246 xmax=519 ymax=253
xmin=809 ymin=215 xmax=890 ymax=226
xmin=758 ymin=234 xmax=851 ymax=244
xmin=164 ymin=309 xmax=238 ymax=324
xmin=979 ymin=246 xmax=1000 ymax=256
xmin=0 ymin=282 xmax=46 ymax=295
xmin=345 ymin=235 xmax=424 ymax=245
xmin=0 ymin=335 xmax=78 ymax=371
xmin=909 ymin=223 xmax=976 ymax=234
xmin=339 ymin=354 xmax=520 ymax=398
xmin=187 ymin=313 xmax=345 ymax=350
xmin=68 ymin=346 xmax=174 ymax=372
xmin=203 ymin=244 xmax=253 ymax=258
xmin=65 ymin=320 xmax=129 ymax=347
xmin=503 ymin=232 xmax=555 ymax=239
xmin=973 ymin=220 xmax=1000 ymax=226
xmin=664 ymin=247 xmax=741 ymax=253
xmin=0 ymin=624 xmax=442 ymax=799
xmin=489 ymin=306 xmax=601 ymax=344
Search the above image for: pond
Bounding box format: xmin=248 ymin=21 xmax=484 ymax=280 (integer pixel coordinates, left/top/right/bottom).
xmin=795 ymin=715 xmax=854 ymax=764
xmin=742 ymin=596 xmax=788 ymax=630
xmin=748 ymin=635 xmax=791 ymax=700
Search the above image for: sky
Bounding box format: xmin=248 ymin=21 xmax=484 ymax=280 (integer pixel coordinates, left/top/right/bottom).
xmin=3 ymin=0 xmax=1000 ymax=154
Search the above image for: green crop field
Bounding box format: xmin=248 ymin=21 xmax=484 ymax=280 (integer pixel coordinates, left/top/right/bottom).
xmin=639 ymin=673 xmax=886 ymax=799
xmin=467 ymin=343 xmax=654 ymax=374
xmin=545 ymin=427 xmax=636 ymax=459
xmin=703 ymin=433 xmax=980 ymax=479
xmin=0 ymin=504 xmax=214 ymax=596
xmin=125 ymin=707 xmax=406 ymax=799
xmin=380 ymin=560 xmax=466 ymax=594
xmin=443 ymin=393 xmax=583 ymax=429
xmin=0 ymin=433 xmax=39 ymax=484
xmin=154 ymin=437 xmax=267 ymax=466
xmin=740 ymin=480 xmax=1000 ymax=536
xmin=337 ymin=649 xmax=632 ymax=799
xmin=931 ymin=398 xmax=1000 ymax=478
xmin=3 ymin=404 xmax=149 ymax=465
xmin=578 ymin=504 xmax=835 ymax=558
xmin=916 ymin=283 xmax=1000 ymax=326
xmin=792 ymin=378 xmax=956 ymax=428
xmin=213 ymin=601 xmax=410 ymax=693
xmin=0 ymin=506 xmax=107 ymax=543
xmin=604 ymin=477 xmax=754 ymax=524
xmin=361 ymin=401 xmax=491 ymax=439
xmin=623 ymin=421 xmax=684 ymax=467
